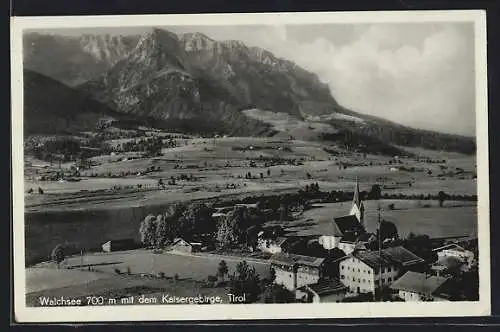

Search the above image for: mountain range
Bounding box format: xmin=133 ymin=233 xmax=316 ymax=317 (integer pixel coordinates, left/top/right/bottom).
xmin=22 ymin=28 xmax=476 ymax=155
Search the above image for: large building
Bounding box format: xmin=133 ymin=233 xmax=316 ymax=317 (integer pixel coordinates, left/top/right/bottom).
xmin=319 ymin=180 xmax=371 ymax=253
xmin=270 ymin=253 xmax=325 ymax=291
xmin=338 ymin=246 xmax=425 ymax=294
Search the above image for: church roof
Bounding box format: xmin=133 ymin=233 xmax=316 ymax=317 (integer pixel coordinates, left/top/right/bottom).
xmin=353 ymin=179 xmax=361 ymax=207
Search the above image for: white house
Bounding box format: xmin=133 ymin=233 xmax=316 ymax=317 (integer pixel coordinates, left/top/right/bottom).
xmin=338 ymin=246 xmax=425 ymax=294
xmin=432 ymin=243 xmax=475 ymax=268
xmin=390 ymin=271 xmax=452 ymax=302
xmin=270 ymin=253 xmax=325 ymax=291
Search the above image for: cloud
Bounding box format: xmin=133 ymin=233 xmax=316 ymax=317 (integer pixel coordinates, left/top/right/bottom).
xmin=214 ymin=23 xmax=475 ymax=136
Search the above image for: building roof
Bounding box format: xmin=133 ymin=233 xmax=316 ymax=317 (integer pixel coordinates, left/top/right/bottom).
xmin=274 ymin=237 xmax=289 ymax=246
xmin=104 ymin=238 xmax=135 ymax=244
xmin=390 ymin=271 xmax=450 ymax=295
xmin=332 ymin=215 xmax=364 ymax=237
xmin=351 ymin=250 xmax=393 ymax=269
xmin=340 ymin=231 xmax=374 ymax=244
xmin=432 ymin=243 xmax=468 ymax=253
xmin=302 ymin=279 xmax=348 ymax=296
xmin=173 ymin=238 xmax=192 ymax=246
xmin=270 ymin=253 xmax=325 ymax=267
xmin=382 ymin=246 xmax=425 ymax=267
xmin=339 ymin=246 xmax=424 ymax=269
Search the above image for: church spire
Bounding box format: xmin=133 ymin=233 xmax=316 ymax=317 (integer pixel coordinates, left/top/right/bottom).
xmin=353 ymin=177 xmax=360 ymax=207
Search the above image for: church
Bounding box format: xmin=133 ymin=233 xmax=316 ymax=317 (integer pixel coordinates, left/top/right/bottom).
xmin=319 ymin=180 xmax=376 ymax=254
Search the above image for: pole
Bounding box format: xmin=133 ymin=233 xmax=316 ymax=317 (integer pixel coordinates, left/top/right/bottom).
xmin=378 ymin=202 xmax=382 ymax=301
xmin=80 ymin=249 xmax=83 ymax=270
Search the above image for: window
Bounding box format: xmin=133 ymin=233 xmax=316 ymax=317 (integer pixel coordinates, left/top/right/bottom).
xmin=353 ymin=277 xmax=355 ymax=281
xmin=358 ymin=279 xmax=361 ymax=283
xmin=382 ymin=278 xmax=385 ymax=283
xmin=347 ymin=266 xmax=350 ymax=271
xmin=388 ymin=277 xmax=392 ymax=282
xmin=341 ymin=266 xmax=344 ymax=270
xmin=381 ymin=267 xmax=385 ymax=273
xmin=341 ymin=275 xmax=345 ymax=279
xmin=362 ymin=279 xmax=365 ymax=283
xmin=358 ymin=268 xmax=360 ymax=272
xmin=387 ymin=267 xmax=391 ymax=272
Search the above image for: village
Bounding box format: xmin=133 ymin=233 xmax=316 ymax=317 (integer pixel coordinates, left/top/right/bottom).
xmin=32 ymin=179 xmax=478 ymax=306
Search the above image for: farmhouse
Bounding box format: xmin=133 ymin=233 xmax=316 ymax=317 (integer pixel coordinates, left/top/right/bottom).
xmin=296 ymin=278 xmax=348 ymax=303
xmin=270 ymin=253 xmax=325 ymax=291
xmin=432 ymin=243 xmax=475 ymax=268
xmin=319 ymin=180 xmax=368 ymax=253
xmin=171 ymin=238 xmax=202 ymax=253
xmin=102 ymin=238 xmax=137 ymax=252
xmin=390 ymin=271 xmax=453 ymax=302
xmin=338 ymin=246 xmax=425 ymax=294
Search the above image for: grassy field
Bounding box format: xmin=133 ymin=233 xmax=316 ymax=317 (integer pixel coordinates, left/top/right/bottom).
xmin=23 ymin=136 xmax=478 ymax=265
xmin=51 ymin=250 xmax=271 ymax=281
xmin=277 ymin=200 xmax=477 ymax=239
xmin=26 ymin=249 xmax=270 ymax=306
xmin=26 ymin=271 xmax=232 ymax=306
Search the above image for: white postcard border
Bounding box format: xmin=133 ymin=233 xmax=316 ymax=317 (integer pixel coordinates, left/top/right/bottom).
xmin=11 ymin=10 xmax=490 ymax=322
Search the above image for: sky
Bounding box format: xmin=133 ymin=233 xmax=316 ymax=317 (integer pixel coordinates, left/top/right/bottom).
xmin=36 ymin=22 xmax=476 ymax=136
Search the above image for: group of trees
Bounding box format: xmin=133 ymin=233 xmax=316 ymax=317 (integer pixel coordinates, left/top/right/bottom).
xmin=139 ymin=203 xmax=216 ymax=247
xmin=216 ymin=206 xmax=265 ymax=249
xmin=121 ymin=136 xmax=177 ymax=156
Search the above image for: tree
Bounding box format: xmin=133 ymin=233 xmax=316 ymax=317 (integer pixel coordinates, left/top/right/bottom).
xmin=179 ymin=203 xmax=215 ymax=237
xmin=229 ymin=261 xmax=261 ymax=303
xmin=369 ymin=184 xmax=382 ymax=200
xmin=51 ymin=244 xmax=65 ymax=268
xmin=139 ymin=214 xmax=158 ymax=247
xmin=438 ymin=191 xmax=447 ymax=207
xmin=155 ymin=214 xmax=169 ymax=248
xmin=264 ymin=283 xmax=295 ymax=303
xmin=216 ymin=206 xmax=246 ymax=249
xmin=376 ymin=220 xmax=399 ymax=242
xmin=217 ymin=260 xmax=229 ymax=282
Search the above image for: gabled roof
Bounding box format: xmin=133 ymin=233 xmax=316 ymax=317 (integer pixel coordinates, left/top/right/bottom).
xmin=339 ymin=246 xmax=424 ymax=269
xmin=432 ymin=243 xmax=468 ymax=253
xmin=382 ymin=246 xmax=425 ymax=267
xmin=332 ymin=215 xmax=363 ymax=236
xmin=270 ymin=253 xmax=325 ymax=267
xmin=302 ymin=279 xmax=347 ymax=296
xmin=390 ymin=271 xmax=450 ymax=295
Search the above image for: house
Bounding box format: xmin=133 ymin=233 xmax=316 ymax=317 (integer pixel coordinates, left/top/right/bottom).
xmin=270 ymin=253 xmax=325 ymax=291
xmin=296 ymin=278 xmax=348 ymax=303
xmin=102 ymin=238 xmax=137 ymax=252
xmin=171 ymin=238 xmax=202 ymax=253
xmin=432 ymin=243 xmax=475 ymax=268
xmin=338 ymin=232 xmax=377 ymax=255
xmin=319 ymin=180 xmax=367 ymax=252
xmin=258 ymin=236 xmax=289 ymax=254
xmin=338 ymin=246 xmax=425 ymax=294
xmin=390 ymin=271 xmax=453 ymax=302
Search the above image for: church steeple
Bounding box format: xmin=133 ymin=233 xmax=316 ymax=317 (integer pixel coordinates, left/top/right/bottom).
xmin=350 ymin=177 xmax=364 ymax=227
xmin=353 ymin=177 xmax=361 ymax=207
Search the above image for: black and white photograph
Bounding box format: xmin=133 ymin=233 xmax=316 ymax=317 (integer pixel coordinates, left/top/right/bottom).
xmin=11 ymin=10 xmax=490 ymax=322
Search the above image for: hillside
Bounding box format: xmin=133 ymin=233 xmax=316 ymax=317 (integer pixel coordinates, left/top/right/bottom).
xmin=23 ymin=69 xmax=125 ymax=135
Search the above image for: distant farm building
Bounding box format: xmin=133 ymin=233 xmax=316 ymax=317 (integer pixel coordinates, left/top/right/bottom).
xmin=102 ymin=238 xmax=137 ymax=252
xmin=171 ymin=238 xmax=202 ymax=253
